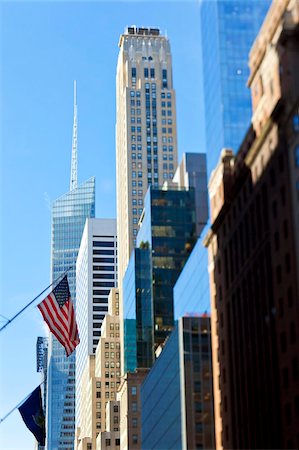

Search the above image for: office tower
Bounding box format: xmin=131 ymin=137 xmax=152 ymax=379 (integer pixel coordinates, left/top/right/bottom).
xmin=205 ymin=1 xmax=299 ymax=447
xmin=141 ymin=316 xmax=215 ymax=450
xmin=76 ymin=218 xmax=117 ymax=427
xmin=46 ymin=83 xmax=96 ymax=450
xmin=199 ymin=0 xmax=270 ymax=176
xmin=116 ymin=25 xmax=178 ymax=293
xmin=75 ymin=289 xmax=121 ymax=450
xmin=123 ymin=184 xmax=197 ymax=371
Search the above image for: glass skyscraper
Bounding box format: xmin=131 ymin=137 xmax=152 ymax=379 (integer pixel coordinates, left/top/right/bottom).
xmin=123 ymin=186 xmax=197 ymax=371
xmin=200 ymin=0 xmax=270 ymax=175
xmin=46 ymin=177 xmax=95 ymax=450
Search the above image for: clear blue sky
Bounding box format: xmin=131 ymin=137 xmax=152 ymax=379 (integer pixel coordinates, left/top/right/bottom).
xmin=0 ymin=1 xmax=204 ymax=448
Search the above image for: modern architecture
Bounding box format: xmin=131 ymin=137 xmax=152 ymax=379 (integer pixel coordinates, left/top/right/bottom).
xmin=46 ymin=83 xmax=96 ymax=450
xmin=141 ymin=316 xmax=215 ymax=450
xmin=123 ymin=185 xmax=197 ymax=371
xmin=76 ymin=218 xmax=117 ymax=427
xmin=199 ymin=0 xmax=271 ymax=175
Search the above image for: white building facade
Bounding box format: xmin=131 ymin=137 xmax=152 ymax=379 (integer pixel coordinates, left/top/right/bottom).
xmin=76 ymin=218 xmax=117 ymax=427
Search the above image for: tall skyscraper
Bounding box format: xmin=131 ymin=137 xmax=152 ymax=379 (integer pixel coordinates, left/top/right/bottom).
xmin=116 ymin=26 xmax=179 ymax=287
xmin=76 ymin=218 xmax=117 ymax=427
xmin=46 ymin=83 xmax=95 ymax=450
xmin=199 ymin=0 xmax=270 ymax=175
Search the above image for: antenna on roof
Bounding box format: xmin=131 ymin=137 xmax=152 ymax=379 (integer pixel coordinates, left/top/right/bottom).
xmin=70 ymin=80 xmax=78 ymax=191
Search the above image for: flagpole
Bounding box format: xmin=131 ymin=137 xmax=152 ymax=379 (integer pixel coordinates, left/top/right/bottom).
xmin=0 ymin=381 xmax=44 ymax=424
xmin=0 ymin=267 xmax=73 ymax=333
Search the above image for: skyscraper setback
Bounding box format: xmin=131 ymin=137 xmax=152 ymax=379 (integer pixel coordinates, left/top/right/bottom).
xmin=46 ymin=84 xmax=95 ymax=449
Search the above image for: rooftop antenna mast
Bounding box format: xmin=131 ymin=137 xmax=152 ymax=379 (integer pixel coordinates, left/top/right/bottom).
xmin=70 ymin=80 xmax=78 ymax=191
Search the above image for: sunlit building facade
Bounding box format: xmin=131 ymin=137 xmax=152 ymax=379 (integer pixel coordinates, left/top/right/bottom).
xmin=199 ymin=0 xmax=270 ymax=175
xmin=76 ymin=218 xmax=117 ymax=428
xmin=46 ymin=177 xmax=95 ymax=450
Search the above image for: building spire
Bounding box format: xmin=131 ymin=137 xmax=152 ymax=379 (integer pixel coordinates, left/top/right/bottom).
xmin=70 ymin=80 xmax=78 ymax=191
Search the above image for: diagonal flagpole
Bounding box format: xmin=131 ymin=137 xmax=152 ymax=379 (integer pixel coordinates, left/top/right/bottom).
xmin=0 ymin=267 xmax=74 ymax=333
xmin=0 ymin=382 xmax=45 ymax=424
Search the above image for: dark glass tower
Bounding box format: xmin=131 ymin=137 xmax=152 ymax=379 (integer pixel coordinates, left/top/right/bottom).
xmin=123 ymin=186 xmax=197 ymax=371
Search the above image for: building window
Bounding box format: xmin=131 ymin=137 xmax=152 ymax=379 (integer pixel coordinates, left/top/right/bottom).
xmin=131 ymin=386 xmax=137 ymax=395
xmin=132 ymin=434 xmax=138 ymax=444
xmin=105 ymin=439 xmax=111 ymax=447
xmin=132 ymin=402 xmax=137 ymax=412
xmin=132 ymin=418 xmax=137 ymax=427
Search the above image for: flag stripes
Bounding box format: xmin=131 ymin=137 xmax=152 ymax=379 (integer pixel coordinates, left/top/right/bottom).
xmin=37 ymin=276 xmax=79 ymax=357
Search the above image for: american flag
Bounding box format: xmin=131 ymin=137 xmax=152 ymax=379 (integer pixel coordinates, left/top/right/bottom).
xmin=37 ymin=276 xmax=79 ymax=357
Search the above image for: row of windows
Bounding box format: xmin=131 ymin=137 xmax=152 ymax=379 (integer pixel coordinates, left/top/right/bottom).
xmin=93 ymin=273 xmax=115 ymax=279
xmin=130 ymin=89 xmax=171 ymax=99
xmin=93 ymin=266 xmax=114 ymax=271
xmin=104 ymin=361 xmax=120 ymax=368
xmin=132 ymin=189 xmax=143 ymax=196
xmin=130 ymin=116 xmax=141 ymax=124
xmin=93 ymin=289 xmax=111 ymax=295
xmin=104 ymin=350 xmax=120 ymax=358
xmin=93 ymin=257 xmax=114 ymax=263
xmin=132 ymin=199 xmax=143 ymax=206
xmin=104 ymin=371 xmax=121 ymax=379
xmin=93 ymin=241 xmax=114 ymax=247
xmin=105 ymin=342 xmax=120 ymax=349
xmin=93 ymin=305 xmax=108 ymax=312
xmin=93 ymin=249 xmax=114 ymax=255
xmin=93 ymin=281 xmax=114 ymax=287
xmin=132 ymin=208 xmax=144 ymax=215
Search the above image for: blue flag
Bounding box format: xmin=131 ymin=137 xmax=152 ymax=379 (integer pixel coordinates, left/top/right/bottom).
xmin=18 ymin=386 xmax=45 ymax=446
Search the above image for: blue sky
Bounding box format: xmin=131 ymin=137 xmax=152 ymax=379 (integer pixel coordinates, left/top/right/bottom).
xmin=0 ymin=1 xmax=204 ymax=448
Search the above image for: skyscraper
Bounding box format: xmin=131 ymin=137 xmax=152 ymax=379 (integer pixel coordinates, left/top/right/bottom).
xmin=116 ymin=26 xmax=178 ymax=287
xmin=199 ymin=0 xmax=270 ymax=175
xmin=76 ymin=218 xmax=117 ymax=428
xmin=46 ymin=83 xmax=95 ymax=450
xmin=123 ymin=184 xmax=198 ymax=372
